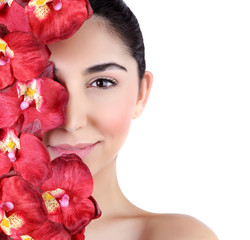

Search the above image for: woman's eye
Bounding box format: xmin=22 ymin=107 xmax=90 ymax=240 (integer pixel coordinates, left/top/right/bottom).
xmin=88 ymin=78 xmax=117 ymax=89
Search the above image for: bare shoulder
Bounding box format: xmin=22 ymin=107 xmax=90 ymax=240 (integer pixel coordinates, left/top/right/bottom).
xmin=140 ymin=213 xmax=218 ymax=240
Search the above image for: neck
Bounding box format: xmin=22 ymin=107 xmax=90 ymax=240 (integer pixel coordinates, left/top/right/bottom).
xmin=91 ymin=157 xmax=134 ymax=219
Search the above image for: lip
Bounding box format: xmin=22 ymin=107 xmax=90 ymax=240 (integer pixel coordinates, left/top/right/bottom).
xmin=49 ymin=143 xmax=98 ymax=159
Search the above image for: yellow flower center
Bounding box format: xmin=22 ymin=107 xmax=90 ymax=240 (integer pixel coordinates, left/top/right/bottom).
xmin=21 ymin=236 xmax=33 ymax=240
xmin=45 ymin=192 xmax=55 ymax=200
xmin=42 ymin=191 xmax=60 ymax=214
xmin=7 ymin=141 xmax=16 ymax=149
xmin=0 ymin=39 xmax=14 ymax=58
xmin=1 ymin=218 xmax=10 ymax=228
xmin=35 ymin=0 xmax=46 ymax=6
xmin=0 ymin=42 xmax=6 ymax=51
xmin=25 ymin=87 xmax=36 ymax=98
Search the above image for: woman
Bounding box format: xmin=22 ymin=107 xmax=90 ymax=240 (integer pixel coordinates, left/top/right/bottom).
xmin=44 ymin=0 xmax=218 ymax=239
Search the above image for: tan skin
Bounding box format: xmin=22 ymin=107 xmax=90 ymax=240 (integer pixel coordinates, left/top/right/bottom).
xmin=44 ymin=16 xmax=218 ymax=240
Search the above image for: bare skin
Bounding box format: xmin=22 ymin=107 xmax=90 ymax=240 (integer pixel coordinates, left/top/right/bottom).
xmin=85 ymin=159 xmax=218 ymax=240
xmin=44 ymin=16 xmax=218 ymax=240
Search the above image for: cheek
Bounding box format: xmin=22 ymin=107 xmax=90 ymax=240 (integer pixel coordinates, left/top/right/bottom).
xmin=100 ymin=100 xmax=133 ymax=139
xmin=94 ymin=92 xmax=137 ymax=142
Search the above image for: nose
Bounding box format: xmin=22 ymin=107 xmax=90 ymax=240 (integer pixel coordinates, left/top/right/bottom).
xmin=63 ymin=87 xmax=88 ymax=132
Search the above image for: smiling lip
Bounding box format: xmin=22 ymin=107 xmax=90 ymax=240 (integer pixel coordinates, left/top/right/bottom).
xmin=49 ymin=143 xmax=98 ymax=159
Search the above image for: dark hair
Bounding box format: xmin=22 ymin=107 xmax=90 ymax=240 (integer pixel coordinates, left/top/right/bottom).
xmin=89 ymin=0 xmax=146 ymax=81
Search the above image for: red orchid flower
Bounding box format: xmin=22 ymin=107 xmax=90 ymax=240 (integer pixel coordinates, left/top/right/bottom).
xmin=0 ymin=37 xmax=14 ymax=90
xmin=0 ymin=176 xmax=47 ymax=238
xmin=72 ymin=230 xmax=86 ymax=240
xmin=0 ymin=1 xmax=30 ymax=33
xmin=0 ymin=31 xmax=50 ymax=90
xmin=0 ymin=83 xmax=22 ymax=129
xmin=0 ymin=77 xmax=68 ymax=134
xmin=30 ymin=220 xmax=71 ymax=240
xmin=0 ymin=37 xmax=13 ymax=65
xmin=24 ymin=0 xmax=93 ymax=43
xmin=0 ymin=129 xmax=51 ymax=187
xmin=40 ymin=154 xmax=101 ymax=235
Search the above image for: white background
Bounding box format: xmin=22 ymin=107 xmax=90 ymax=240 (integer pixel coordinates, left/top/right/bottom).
xmin=117 ymin=1 xmax=250 ymax=240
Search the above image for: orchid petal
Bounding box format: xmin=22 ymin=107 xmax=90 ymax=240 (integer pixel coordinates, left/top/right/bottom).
xmin=0 ymin=153 xmax=12 ymax=176
xmin=40 ymin=154 xmax=99 ymax=234
xmin=22 ymin=77 xmax=68 ymax=132
xmin=38 ymin=61 xmax=54 ymax=79
xmin=0 ymin=78 xmax=67 ymax=134
xmin=0 ymin=1 xmax=30 ymax=32
xmin=4 ymin=32 xmax=50 ymax=82
xmin=0 ymin=176 xmax=48 ymax=236
xmin=30 ymin=220 xmax=71 ymax=240
xmin=14 ymin=133 xmax=52 ymax=186
xmin=0 ymin=62 xmax=14 ymax=89
xmin=0 ymin=85 xmax=22 ymax=129
xmin=26 ymin=0 xmax=93 ymax=44
xmin=61 ymin=197 xmax=96 ymax=234
xmin=72 ymin=229 xmax=85 ymax=240
xmin=89 ymin=196 xmax=102 ymax=219
xmin=41 ymin=154 xmax=93 ymax=198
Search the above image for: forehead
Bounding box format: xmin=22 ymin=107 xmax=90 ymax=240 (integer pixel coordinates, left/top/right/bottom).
xmin=48 ymin=17 xmax=132 ymax=68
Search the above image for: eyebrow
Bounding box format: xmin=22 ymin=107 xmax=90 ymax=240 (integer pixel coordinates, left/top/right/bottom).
xmin=84 ymin=62 xmax=127 ymax=74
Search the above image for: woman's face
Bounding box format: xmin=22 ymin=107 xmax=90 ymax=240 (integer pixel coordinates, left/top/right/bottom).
xmin=43 ymin=17 xmax=150 ymax=176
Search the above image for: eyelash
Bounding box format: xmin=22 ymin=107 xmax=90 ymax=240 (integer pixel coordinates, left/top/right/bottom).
xmin=87 ymin=77 xmax=118 ymax=89
xmin=52 ymin=68 xmax=118 ymax=90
